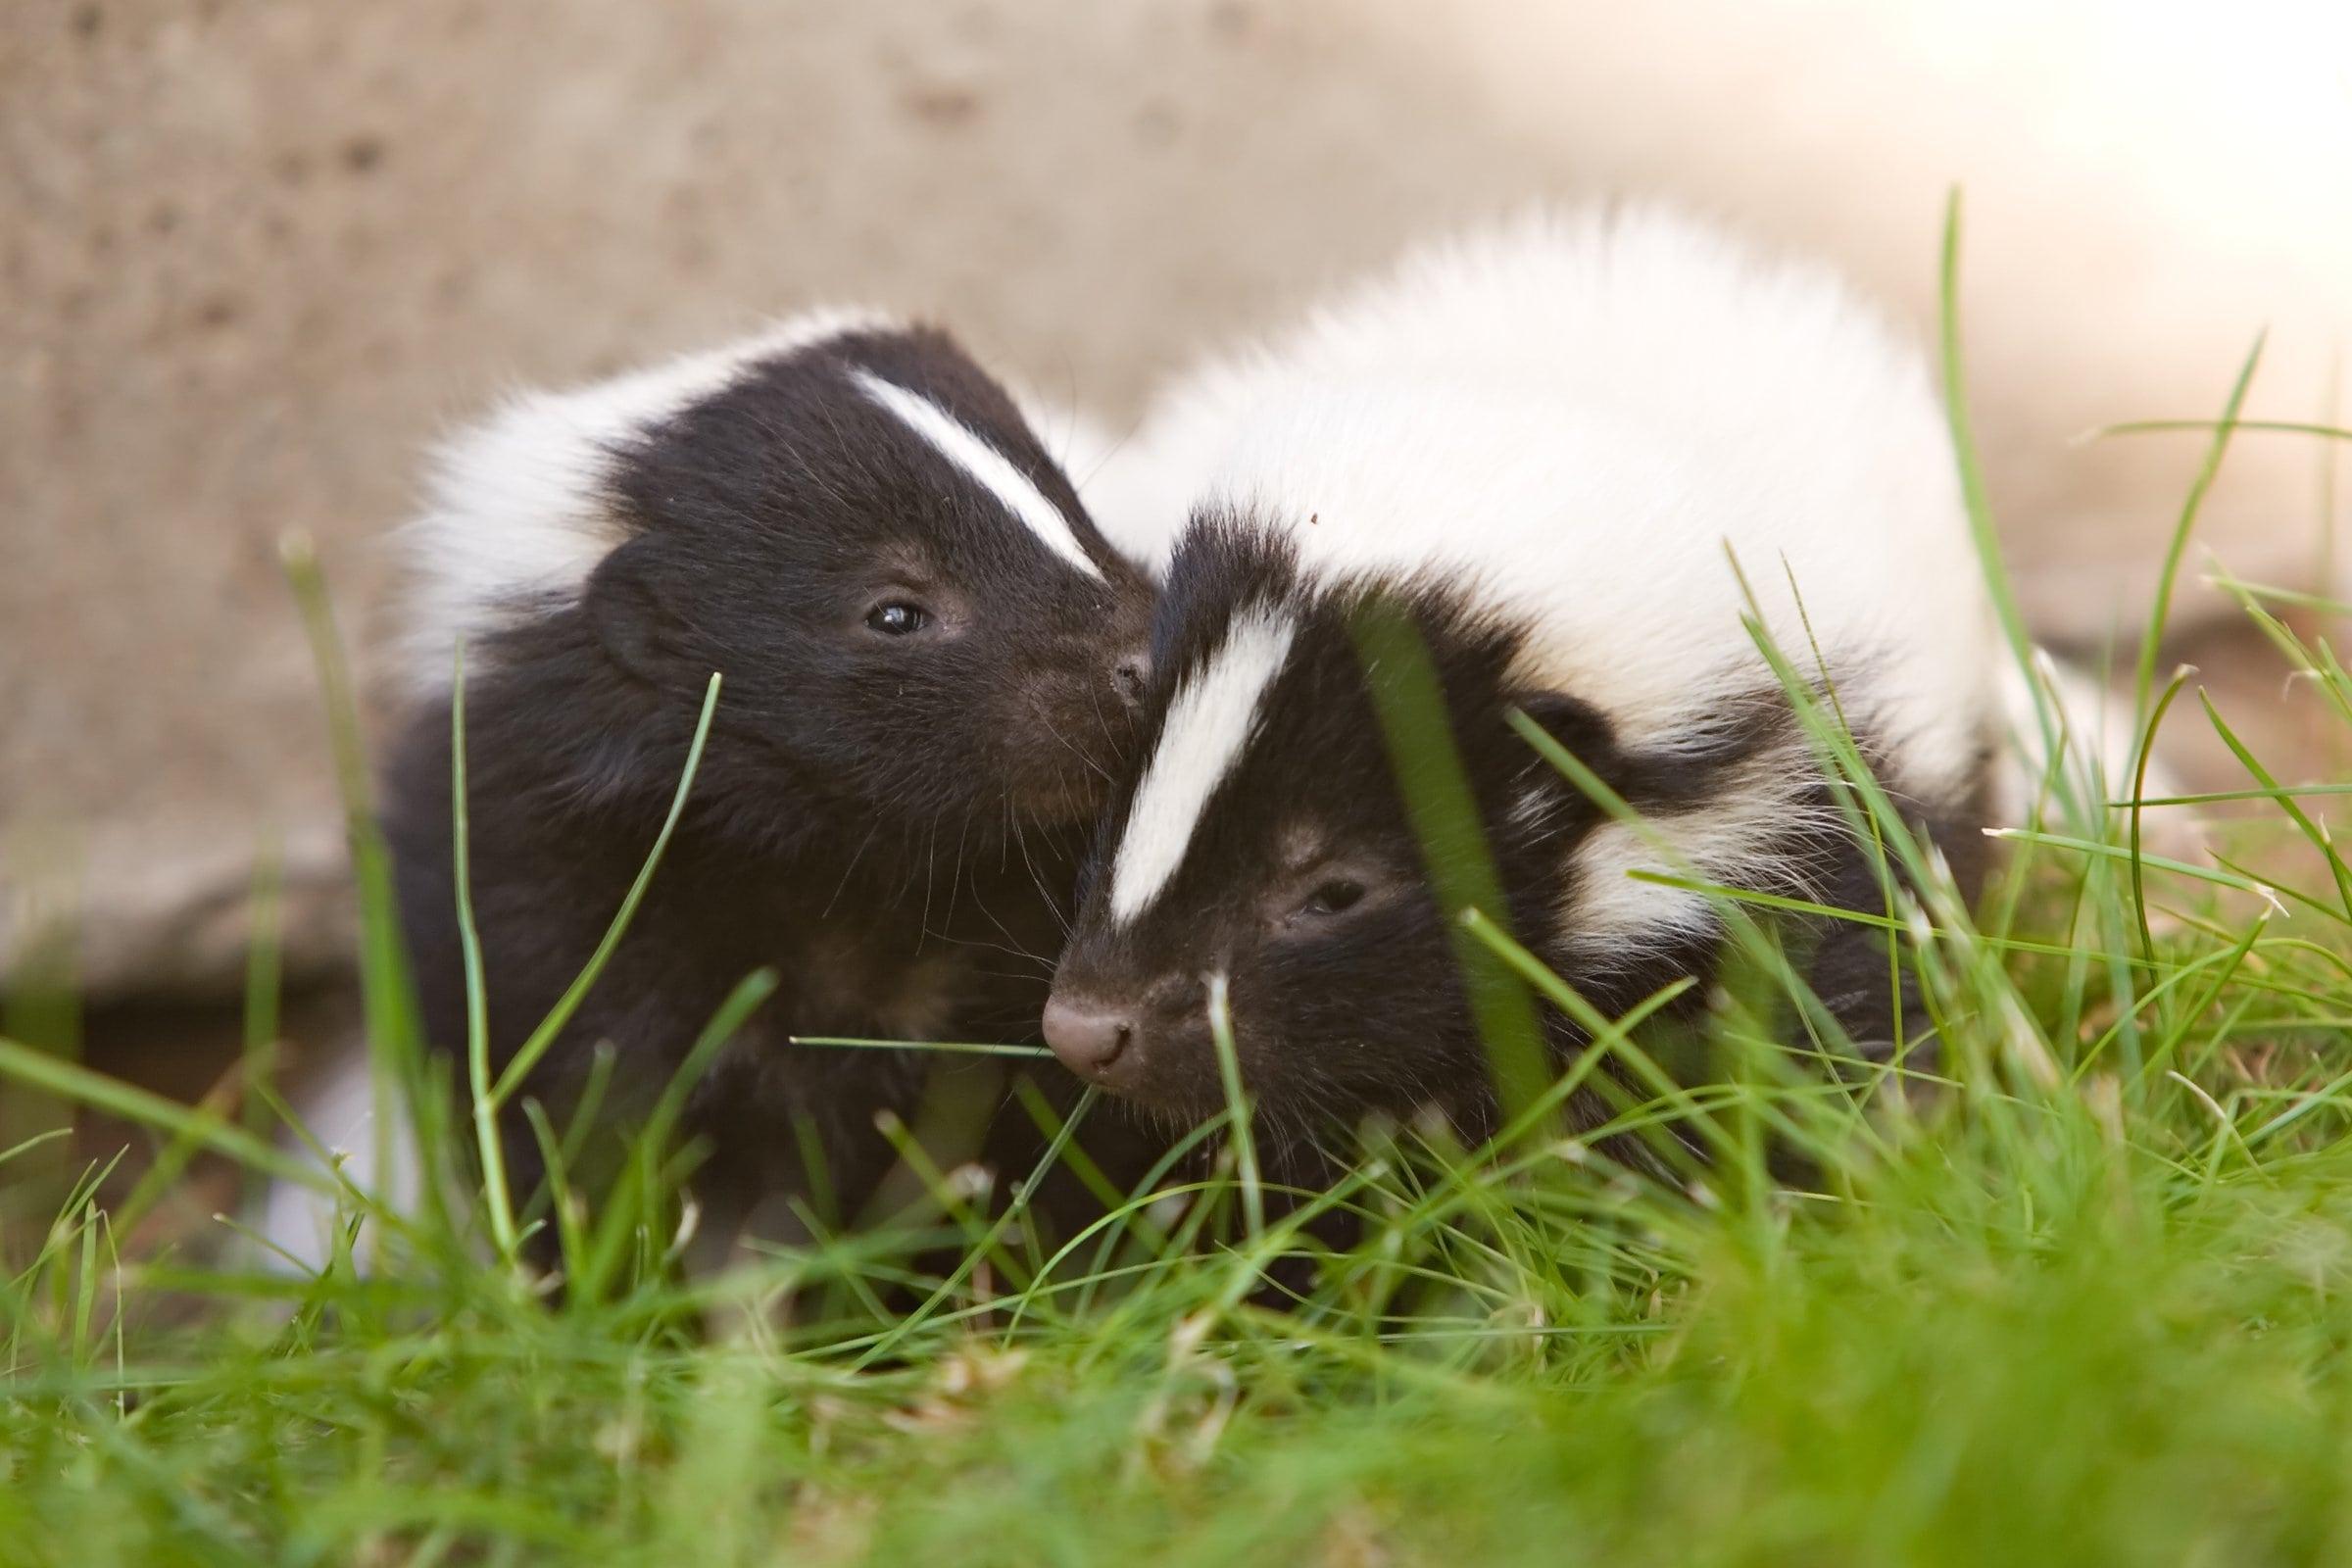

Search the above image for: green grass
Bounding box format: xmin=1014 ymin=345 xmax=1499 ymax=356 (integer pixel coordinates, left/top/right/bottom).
xmin=8 ymin=197 xmax=2352 ymax=1566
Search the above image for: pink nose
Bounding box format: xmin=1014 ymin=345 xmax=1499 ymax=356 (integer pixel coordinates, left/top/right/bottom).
xmin=1042 ymin=995 xmax=1137 ymax=1081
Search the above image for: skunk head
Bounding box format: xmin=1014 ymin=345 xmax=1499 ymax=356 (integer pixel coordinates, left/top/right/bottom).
xmin=1040 ymin=518 xmax=1687 ymax=1125
xmin=406 ymin=316 xmax=1154 ymax=838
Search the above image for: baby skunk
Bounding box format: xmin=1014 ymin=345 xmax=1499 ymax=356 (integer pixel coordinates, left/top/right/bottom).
xmin=1041 ymin=207 xmax=2002 ymax=1137
xmin=375 ymin=312 xmax=1155 ymax=1261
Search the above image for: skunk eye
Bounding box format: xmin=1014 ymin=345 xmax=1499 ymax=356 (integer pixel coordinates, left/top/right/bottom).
xmin=1300 ymin=878 xmax=1366 ymax=918
xmin=865 ymin=602 xmax=930 ymax=637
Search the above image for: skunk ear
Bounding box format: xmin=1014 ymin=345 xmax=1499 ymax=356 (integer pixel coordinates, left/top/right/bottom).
xmin=584 ymin=537 xmax=685 ymax=685
xmin=1505 ymin=690 xmax=1628 ymax=816
xmin=1512 ymin=691 xmax=1619 ymax=776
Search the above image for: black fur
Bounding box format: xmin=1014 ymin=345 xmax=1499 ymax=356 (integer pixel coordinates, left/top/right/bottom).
xmin=389 ymin=325 xmax=1157 ymax=1259
xmin=1049 ymin=518 xmax=1993 ymax=1152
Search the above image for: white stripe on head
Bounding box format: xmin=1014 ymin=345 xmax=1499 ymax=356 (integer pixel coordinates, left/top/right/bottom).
xmin=851 ymin=369 xmax=1105 ymax=581
xmin=400 ymin=307 xmax=894 ymax=695
xmin=1108 ymin=603 xmax=1298 ymax=925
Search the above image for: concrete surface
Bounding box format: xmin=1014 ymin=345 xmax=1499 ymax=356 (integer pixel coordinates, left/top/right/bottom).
xmin=5 ymin=0 xmax=2347 ymax=1000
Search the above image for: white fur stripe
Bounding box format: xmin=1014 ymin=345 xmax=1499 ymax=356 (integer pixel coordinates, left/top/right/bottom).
xmin=1108 ymin=604 xmax=1298 ymax=924
xmin=399 ymin=307 xmax=893 ymax=695
xmin=851 ymin=369 xmax=1105 ymax=581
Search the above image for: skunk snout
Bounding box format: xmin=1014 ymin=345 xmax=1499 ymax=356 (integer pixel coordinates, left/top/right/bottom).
xmin=1042 ymin=994 xmax=1139 ymax=1085
xmin=1042 ymin=970 xmax=1209 ymax=1102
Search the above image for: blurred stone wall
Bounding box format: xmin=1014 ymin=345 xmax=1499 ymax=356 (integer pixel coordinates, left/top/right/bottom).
xmin=5 ymin=0 xmax=2348 ymax=1000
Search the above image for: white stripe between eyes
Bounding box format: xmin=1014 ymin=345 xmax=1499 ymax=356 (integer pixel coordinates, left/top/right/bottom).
xmin=1107 ymin=603 xmax=1298 ymax=925
xmin=851 ymin=369 xmax=1105 ymax=581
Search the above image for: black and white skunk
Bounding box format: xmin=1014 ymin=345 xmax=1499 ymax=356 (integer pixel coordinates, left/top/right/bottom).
xmin=270 ymin=312 xmax=1156 ymax=1267
xmin=1041 ymin=207 xmax=2008 ymax=1132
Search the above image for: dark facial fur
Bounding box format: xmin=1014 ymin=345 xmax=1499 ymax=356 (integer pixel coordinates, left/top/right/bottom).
xmin=1045 ymin=517 xmax=1991 ymax=1145
xmin=389 ymin=324 xmax=1158 ymax=1258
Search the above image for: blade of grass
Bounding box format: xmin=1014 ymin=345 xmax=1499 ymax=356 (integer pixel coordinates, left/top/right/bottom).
xmin=2132 ymin=334 xmax=2264 ymax=726
xmin=2131 ymin=667 xmax=2195 ymax=965
xmin=489 ymin=671 xmax=722 ymax=1106
xmin=1984 ymin=829 xmax=2284 ymax=905
xmin=2083 ymin=417 xmax=2352 ymax=444
xmin=1940 ymin=190 xmax=2042 ymax=738
xmin=447 ymin=643 xmax=521 ymax=1260
xmin=240 ymin=838 xmax=284 ymax=1142
xmin=1349 ymin=595 xmax=1548 ymax=1126
xmin=280 ymin=531 xmax=428 ymax=1244
xmin=786 ymin=1037 xmax=1054 ymax=1058
xmin=1206 ymin=971 xmax=1263 ymax=1239
xmin=0 ymin=1035 xmax=331 ymax=1191
xmin=2198 ymin=689 xmax=2352 ymax=923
